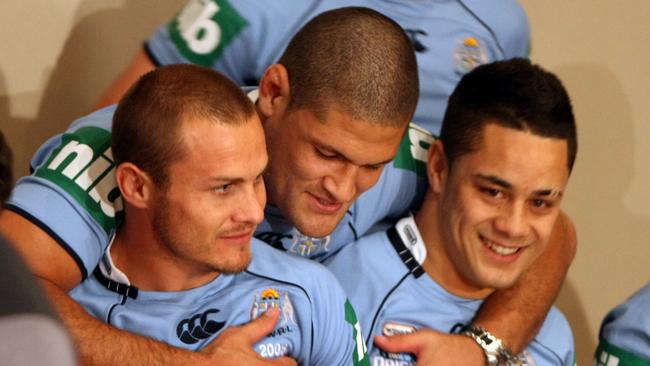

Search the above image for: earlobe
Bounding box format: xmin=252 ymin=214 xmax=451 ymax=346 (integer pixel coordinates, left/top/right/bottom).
xmin=257 ymin=64 xmax=291 ymax=119
xmin=115 ymin=163 xmax=153 ymax=209
xmin=427 ymin=140 xmax=448 ymax=194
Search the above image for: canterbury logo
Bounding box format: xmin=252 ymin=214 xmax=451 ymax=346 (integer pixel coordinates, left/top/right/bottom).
xmin=255 ymin=232 xmax=292 ymax=251
xmin=176 ymin=308 xmax=226 ymax=344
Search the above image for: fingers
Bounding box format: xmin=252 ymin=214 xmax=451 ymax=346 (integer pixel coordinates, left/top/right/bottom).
xmin=373 ymin=329 xmax=435 ymax=354
xmin=239 ymin=307 xmax=281 ymax=345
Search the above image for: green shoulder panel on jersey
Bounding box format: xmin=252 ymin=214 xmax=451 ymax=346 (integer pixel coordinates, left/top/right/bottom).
xmin=345 ymin=299 xmax=370 ymax=366
xmin=168 ymin=0 xmax=248 ymax=66
xmin=594 ymin=338 xmax=650 ymax=366
xmin=393 ymin=123 xmax=436 ymax=177
xmin=34 ymin=126 xmax=122 ymax=234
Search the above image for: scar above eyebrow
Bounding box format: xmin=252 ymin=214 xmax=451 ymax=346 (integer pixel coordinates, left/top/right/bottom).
xmin=534 ymin=189 xmax=563 ymax=198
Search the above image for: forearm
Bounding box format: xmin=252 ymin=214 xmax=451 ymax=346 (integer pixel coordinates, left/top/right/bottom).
xmin=93 ymin=47 xmax=156 ymax=110
xmin=42 ymin=281 xmax=210 ymax=366
xmin=474 ymin=212 xmax=577 ymax=352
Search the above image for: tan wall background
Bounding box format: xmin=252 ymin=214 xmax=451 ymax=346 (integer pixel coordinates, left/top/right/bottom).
xmin=0 ymin=1 xmax=648 ymax=364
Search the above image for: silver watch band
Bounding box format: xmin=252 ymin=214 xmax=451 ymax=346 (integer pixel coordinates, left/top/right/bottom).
xmin=461 ymin=325 xmax=525 ymax=366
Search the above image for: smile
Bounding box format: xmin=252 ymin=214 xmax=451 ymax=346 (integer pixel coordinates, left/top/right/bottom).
xmin=480 ymin=235 xmax=520 ymax=256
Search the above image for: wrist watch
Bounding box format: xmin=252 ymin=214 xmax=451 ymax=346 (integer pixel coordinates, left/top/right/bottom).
xmin=461 ymin=325 xmax=525 ymax=366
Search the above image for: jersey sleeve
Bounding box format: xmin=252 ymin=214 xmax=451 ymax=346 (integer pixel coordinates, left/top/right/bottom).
xmin=145 ymin=0 xmax=316 ymax=86
xmin=5 ymin=107 xmax=119 ymax=279
xmin=310 ymin=267 xmax=370 ymax=366
xmin=531 ymin=307 xmax=576 ymax=366
xmin=595 ymin=283 xmax=650 ymax=365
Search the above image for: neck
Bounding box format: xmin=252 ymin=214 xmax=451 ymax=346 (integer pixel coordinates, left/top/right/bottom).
xmin=111 ymin=214 xmax=220 ymax=292
xmin=414 ymin=193 xmax=493 ymax=300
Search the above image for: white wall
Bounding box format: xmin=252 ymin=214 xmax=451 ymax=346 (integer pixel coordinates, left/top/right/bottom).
xmin=519 ymin=1 xmax=650 ymax=363
xmin=1 ymin=1 xmax=648 ymax=364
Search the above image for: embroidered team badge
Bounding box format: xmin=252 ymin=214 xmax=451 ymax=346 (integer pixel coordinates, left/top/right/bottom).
xmin=374 ymin=322 xmax=417 ymax=365
xmin=288 ymin=229 xmax=331 ymax=258
xmin=453 ymin=36 xmax=489 ymax=74
xmin=250 ymin=288 xmax=296 ymax=326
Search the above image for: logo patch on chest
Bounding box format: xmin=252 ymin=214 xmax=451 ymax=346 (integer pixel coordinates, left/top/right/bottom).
xmin=454 ymin=36 xmax=489 ymax=74
xmin=176 ymin=308 xmax=226 ymax=344
xmin=250 ymin=288 xmax=296 ymax=327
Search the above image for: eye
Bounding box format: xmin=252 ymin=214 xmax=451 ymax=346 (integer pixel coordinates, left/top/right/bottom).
xmin=365 ymin=165 xmax=383 ymax=171
xmin=254 ymin=174 xmax=264 ymax=185
xmin=213 ymin=183 xmax=232 ymax=194
xmin=315 ymin=146 xmax=338 ymax=159
xmin=530 ymin=198 xmax=554 ymax=210
xmin=480 ymin=187 xmax=503 ymax=199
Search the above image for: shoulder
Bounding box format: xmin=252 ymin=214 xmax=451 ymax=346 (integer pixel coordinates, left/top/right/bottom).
xmin=248 ymin=239 xmax=341 ymax=296
xmin=599 ymin=283 xmax=650 ymax=361
xmin=459 ymin=0 xmax=530 ymax=57
xmin=326 ymin=229 xmax=413 ymax=301
xmin=530 ymin=306 xmax=575 ymax=364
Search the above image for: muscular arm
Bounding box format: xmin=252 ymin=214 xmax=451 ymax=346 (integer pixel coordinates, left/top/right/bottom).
xmin=474 ymin=211 xmax=577 ymax=352
xmin=0 ymin=211 xmax=295 ymax=366
xmin=93 ymin=48 xmax=156 ymax=110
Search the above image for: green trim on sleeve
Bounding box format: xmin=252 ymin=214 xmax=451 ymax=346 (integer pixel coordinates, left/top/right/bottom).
xmin=594 ymin=338 xmax=650 ymax=366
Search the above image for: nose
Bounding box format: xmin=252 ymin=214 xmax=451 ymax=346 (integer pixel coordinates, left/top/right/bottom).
xmin=493 ymin=202 xmax=531 ymax=239
xmin=233 ymin=184 xmax=266 ymax=225
xmin=322 ymin=164 xmax=359 ymax=203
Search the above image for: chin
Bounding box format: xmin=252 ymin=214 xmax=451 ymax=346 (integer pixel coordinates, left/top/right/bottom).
xmin=480 ymin=272 xmax=521 ymax=291
xmin=215 ymin=251 xmax=252 ymax=275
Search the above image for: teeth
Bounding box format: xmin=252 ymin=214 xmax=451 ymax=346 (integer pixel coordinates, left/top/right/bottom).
xmin=482 ymin=236 xmax=519 ymax=256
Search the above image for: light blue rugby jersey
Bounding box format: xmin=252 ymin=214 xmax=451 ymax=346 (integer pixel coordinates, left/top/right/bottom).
xmin=6 ymin=103 xmax=432 ymax=278
xmin=69 ymin=239 xmax=369 ymax=365
xmin=326 ymin=216 xmax=576 ymax=366
xmin=147 ymin=0 xmax=529 ymax=134
xmin=595 ymin=282 xmax=650 ymax=366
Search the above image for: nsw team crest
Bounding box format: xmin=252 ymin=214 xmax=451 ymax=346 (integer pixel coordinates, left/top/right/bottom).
xmin=288 ymin=229 xmax=331 ymax=258
xmin=454 ymin=36 xmax=489 ymax=74
xmin=250 ymin=288 xmax=297 ymax=326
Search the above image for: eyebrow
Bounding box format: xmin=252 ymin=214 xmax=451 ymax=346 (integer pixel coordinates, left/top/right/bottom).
xmin=474 ymin=174 xmax=563 ymax=198
xmin=205 ymin=162 xmax=269 ymax=184
xmin=318 ymin=144 xmax=394 ymax=167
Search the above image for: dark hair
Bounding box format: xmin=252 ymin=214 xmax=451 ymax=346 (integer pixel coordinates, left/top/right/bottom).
xmin=440 ymin=58 xmax=577 ymax=171
xmin=112 ymin=64 xmax=256 ymax=186
xmin=278 ymin=7 xmax=419 ymax=126
xmin=0 ymin=131 xmax=12 ymax=204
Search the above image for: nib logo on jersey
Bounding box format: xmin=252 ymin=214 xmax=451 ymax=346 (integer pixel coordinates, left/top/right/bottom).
xmin=34 ymin=126 xmax=122 ymax=234
xmin=372 ymin=322 xmax=417 ymax=366
xmin=169 ymin=0 xmax=248 ymax=66
xmin=393 ymin=123 xmax=434 ymax=178
xmin=176 ymin=308 xmax=226 ymax=345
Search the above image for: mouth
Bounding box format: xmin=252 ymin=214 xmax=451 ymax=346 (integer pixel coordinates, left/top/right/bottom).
xmin=308 ymin=192 xmax=343 ymax=213
xmin=221 ymin=230 xmax=254 ymax=244
xmin=479 ymin=234 xmax=521 ymax=256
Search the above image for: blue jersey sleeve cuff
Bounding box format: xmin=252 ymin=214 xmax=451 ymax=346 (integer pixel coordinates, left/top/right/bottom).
xmin=7 ymin=177 xmax=111 ymax=279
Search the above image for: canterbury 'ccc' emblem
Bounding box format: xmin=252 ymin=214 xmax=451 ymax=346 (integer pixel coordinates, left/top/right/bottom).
xmin=176 ymin=308 xmax=226 ymax=344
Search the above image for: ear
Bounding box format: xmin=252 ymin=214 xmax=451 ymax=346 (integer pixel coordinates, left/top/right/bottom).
xmin=115 ymin=163 xmax=155 ymax=209
xmin=427 ymin=140 xmax=449 ymax=194
xmin=257 ymin=64 xmax=291 ymax=119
